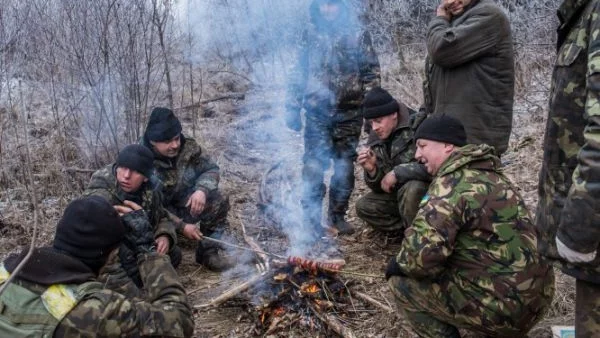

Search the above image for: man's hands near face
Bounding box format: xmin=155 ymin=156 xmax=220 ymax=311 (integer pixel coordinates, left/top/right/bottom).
xmin=114 ymin=200 xmax=143 ymax=216
xmin=186 ymin=190 xmax=207 ymax=217
xmin=357 ymin=147 xmax=377 ymax=176
xmin=436 ymin=0 xmax=452 ymax=20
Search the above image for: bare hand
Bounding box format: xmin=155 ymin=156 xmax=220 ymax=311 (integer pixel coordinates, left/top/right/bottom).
xmin=357 ymin=147 xmax=377 ymax=175
xmin=437 ymin=1 xmax=451 ymax=20
xmin=155 ymin=236 xmax=170 ymax=254
xmin=182 ymin=223 xmax=203 ymax=240
xmin=381 ymin=171 xmax=398 ymax=193
xmin=186 ymin=190 xmax=207 ymax=217
xmin=114 ymin=200 xmax=143 ymax=216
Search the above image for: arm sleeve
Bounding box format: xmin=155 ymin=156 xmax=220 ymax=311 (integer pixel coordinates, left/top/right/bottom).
xmin=427 ymin=8 xmax=505 ymax=68
xmin=192 ymin=155 xmax=220 ymax=194
xmin=393 ymin=162 xmax=432 ymax=185
xmin=58 ymin=254 xmax=194 ymax=337
xmin=396 ymin=180 xmax=461 ymax=278
xmin=153 ymin=192 xmax=178 ymax=246
xmin=82 ymin=168 xmax=117 ymax=203
xmin=557 ymin=33 xmax=600 ymax=253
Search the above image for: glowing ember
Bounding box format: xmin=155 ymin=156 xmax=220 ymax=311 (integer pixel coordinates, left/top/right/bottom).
xmin=301 ymin=283 xmax=320 ymax=294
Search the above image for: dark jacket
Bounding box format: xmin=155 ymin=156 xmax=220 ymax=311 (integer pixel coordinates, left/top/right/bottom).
xmin=423 ymin=0 xmax=514 ymax=155
xmin=536 ymin=0 xmax=600 ymax=283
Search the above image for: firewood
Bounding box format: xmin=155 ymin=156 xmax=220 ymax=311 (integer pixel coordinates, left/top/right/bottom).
xmin=194 ymin=271 xmax=273 ymax=309
xmin=308 ymin=302 xmax=357 ymax=338
xmin=351 ymin=291 xmax=394 ymax=313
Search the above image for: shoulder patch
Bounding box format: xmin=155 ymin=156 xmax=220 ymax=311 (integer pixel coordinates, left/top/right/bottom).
xmin=41 ymin=284 xmax=79 ymax=320
xmin=419 ymin=193 xmax=430 ymax=207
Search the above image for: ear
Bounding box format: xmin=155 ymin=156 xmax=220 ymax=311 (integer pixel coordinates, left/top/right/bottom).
xmin=444 ymin=143 xmax=456 ymax=154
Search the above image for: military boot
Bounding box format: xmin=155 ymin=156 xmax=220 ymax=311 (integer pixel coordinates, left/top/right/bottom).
xmin=328 ymin=213 xmax=355 ymax=235
xmin=195 ymin=241 xmax=234 ymax=272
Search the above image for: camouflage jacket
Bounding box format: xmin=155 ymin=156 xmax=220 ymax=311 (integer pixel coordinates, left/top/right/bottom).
xmin=364 ymin=123 xmax=430 ymax=193
xmin=1 ymin=248 xmax=193 ymax=337
xmin=423 ymin=0 xmax=514 ymax=155
xmin=142 ymin=136 xmax=220 ymax=213
xmin=84 ymin=163 xmax=177 ymax=246
xmin=397 ymin=145 xmax=552 ymax=311
xmin=536 ymin=0 xmax=600 ymax=283
xmin=286 ymin=0 xmax=380 ymax=116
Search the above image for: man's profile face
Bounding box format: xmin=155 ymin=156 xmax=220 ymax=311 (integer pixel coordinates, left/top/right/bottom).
xmin=415 ymin=139 xmax=454 ymax=175
xmin=150 ymin=134 xmax=181 ymax=158
xmin=369 ymin=113 xmax=398 ymax=140
xmin=116 ymin=167 xmax=148 ymax=193
xmin=319 ymin=2 xmax=340 ymax=21
xmin=443 ymin=0 xmax=472 ymax=16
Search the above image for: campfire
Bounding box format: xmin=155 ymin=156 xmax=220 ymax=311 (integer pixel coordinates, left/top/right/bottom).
xmin=195 ymin=255 xmax=394 ymax=338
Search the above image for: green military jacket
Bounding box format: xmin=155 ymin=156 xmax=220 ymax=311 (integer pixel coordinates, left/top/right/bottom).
xmin=423 ymin=0 xmax=514 ymax=155
xmin=142 ymin=136 xmax=220 ymax=213
xmin=364 ymin=123 xmax=429 ymax=193
xmin=0 ymin=248 xmax=193 ymax=337
xmin=286 ymin=0 xmax=380 ymax=117
xmin=536 ymin=0 xmax=600 ymax=283
xmin=84 ymin=164 xmax=177 ymax=246
xmin=398 ymin=145 xmax=553 ymax=315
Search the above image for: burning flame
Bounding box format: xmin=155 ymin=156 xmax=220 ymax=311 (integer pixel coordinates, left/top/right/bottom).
xmin=301 ymin=283 xmax=320 ymax=294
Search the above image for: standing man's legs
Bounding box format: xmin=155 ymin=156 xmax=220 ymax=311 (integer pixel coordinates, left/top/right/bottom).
xmin=302 ymin=109 xmax=333 ymax=239
xmin=329 ymin=109 xmax=361 ymax=234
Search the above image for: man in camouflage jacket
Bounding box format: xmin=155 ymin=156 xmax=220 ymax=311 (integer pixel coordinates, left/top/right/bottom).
xmin=355 ymin=88 xmax=430 ymax=233
xmin=142 ymin=107 xmax=232 ymax=271
xmin=285 ymin=0 xmax=380 ymax=235
xmin=84 ymin=144 xmax=181 ymax=287
xmin=387 ymin=116 xmax=554 ymax=337
xmin=536 ymin=0 xmax=600 ymax=335
xmin=0 ymin=196 xmax=194 ymax=337
xmin=423 ymin=0 xmax=514 ymax=155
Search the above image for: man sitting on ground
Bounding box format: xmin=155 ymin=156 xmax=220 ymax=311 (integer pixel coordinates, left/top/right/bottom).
xmin=386 ymin=115 xmax=555 ymax=337
xmin=0 ymin=196 xmax=194 ymax=337
xmin=141 ymin=107 xmax=233 ymax=271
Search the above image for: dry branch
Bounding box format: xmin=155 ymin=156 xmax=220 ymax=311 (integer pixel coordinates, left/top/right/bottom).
xmin=308 ymin=302 xmax=357 ymax=338
xmin=351 ymin=291 xmax=394 ymax=313
xmin=241 ymin=222 xmax=270 ymax=270
xmin=176 ymin=93 xmax=245 ymax=111
xmin=194 ymin=271 xmax=273 ymax=309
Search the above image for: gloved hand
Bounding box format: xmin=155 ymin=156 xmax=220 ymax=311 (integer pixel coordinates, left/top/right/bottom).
xmin=385 ymin=257 xmax=404 ymax=280
xmin=121 ymin=209 xmax=156 ymax=255
xmin=556 ymin=237 xmax=597 ymax=263
xmin=284 ymin=104 xmax=302 ymax=131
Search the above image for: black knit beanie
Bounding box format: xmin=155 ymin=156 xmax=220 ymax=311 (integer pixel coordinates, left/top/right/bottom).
xmin=53 ymin=196 xmax=125 ymax=273
xmin=116 ymin=144 xmax=154 ymax=178
xmin=362 ymin=87 xmax=401 ymax=119
xmin=144 ymin=107 xmax=182 ymax=142
xmin=414 ymin=114 xmax=467 ymax=147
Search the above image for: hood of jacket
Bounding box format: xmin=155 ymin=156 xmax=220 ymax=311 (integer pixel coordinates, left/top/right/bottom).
xmin=437 ymin=143 xmax=501 ymax=177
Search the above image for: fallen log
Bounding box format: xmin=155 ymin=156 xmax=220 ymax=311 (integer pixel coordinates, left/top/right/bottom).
xmin=194 ymin=271 xmax=273 ymax=309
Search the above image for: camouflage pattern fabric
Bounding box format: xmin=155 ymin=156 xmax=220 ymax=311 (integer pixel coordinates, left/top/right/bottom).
xmin=391 ymin=144 xmax=555 ymax=337
xmin=423 ymin=0 xmax=514 ymax=155
xmin=536 ymin=0 xmax=600 ymax=284
xmin=302 ymin=106 xmax=362 ymax=228
xmin=84 ymin=164 xmax=180 ymax=288
xmin=575 ymin=279 xmax=600 ymax=337
xmin=356 ymin=180 xmax=428 ymax=233
xmin=55 ymin=253 xmax=194 ymax=337
xmin=355 ymin=123 xmax=430 ymax=232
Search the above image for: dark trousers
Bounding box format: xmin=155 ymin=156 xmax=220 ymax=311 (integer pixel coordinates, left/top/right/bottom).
xmin=576 ymin=279 xmax=600 ymax=338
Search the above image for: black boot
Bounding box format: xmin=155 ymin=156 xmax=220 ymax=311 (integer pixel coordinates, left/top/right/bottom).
xmin=328 ymin=213 xmax=355 ymax=235
xmin=195 ymin=241 xmax=234 ymax=272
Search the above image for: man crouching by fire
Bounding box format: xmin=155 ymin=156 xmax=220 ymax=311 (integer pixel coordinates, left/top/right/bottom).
xmin=385 ymin=115 xmax=555 ymax=337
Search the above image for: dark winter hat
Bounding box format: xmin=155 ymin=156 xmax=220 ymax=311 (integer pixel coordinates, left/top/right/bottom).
xmin=53 ymin=196 xmax=125 ymax=273
xmin=144 ymin=107 xmax=182 ymax=142
xmin=362 ymin=87 xmax=401 ymax=119
xmin=116 ymin=144 xmax=154 ymax=178
xmin=414 ymin=114 xmax=467 ymax=147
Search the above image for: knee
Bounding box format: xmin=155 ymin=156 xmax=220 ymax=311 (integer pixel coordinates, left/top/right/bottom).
xmin=169 ymin=246 xmax=182 ymax=268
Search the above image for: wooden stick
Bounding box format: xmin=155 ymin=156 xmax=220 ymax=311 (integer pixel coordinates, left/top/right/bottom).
xmin=194 ymin=271 xmax=273 ymax=309
xmin=352 ymin=291 xmax=394 ymax=313
xmin=241 ymin=222 xmax=270 ymax=270
xmin=308 ymin=302 xmax=357 ymax=338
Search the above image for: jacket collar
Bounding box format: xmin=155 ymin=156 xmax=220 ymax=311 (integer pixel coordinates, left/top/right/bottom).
xmin=437 ymin=144 xmax=500 ymax=177
xmin=557 ymin=0 xmax=590 ymax=27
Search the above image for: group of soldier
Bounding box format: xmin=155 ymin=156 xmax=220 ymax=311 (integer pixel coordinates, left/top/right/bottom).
xmin=0 ymin=0 xmax=598 ymax=336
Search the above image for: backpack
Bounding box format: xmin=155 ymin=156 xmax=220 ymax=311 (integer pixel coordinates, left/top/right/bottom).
xmin=0 ymin=264 xmax=101 ymax=337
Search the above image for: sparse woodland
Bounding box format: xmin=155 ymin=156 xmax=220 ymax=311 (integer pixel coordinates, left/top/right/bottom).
xmin=0 ymin=0 xmax=570 ymax=337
